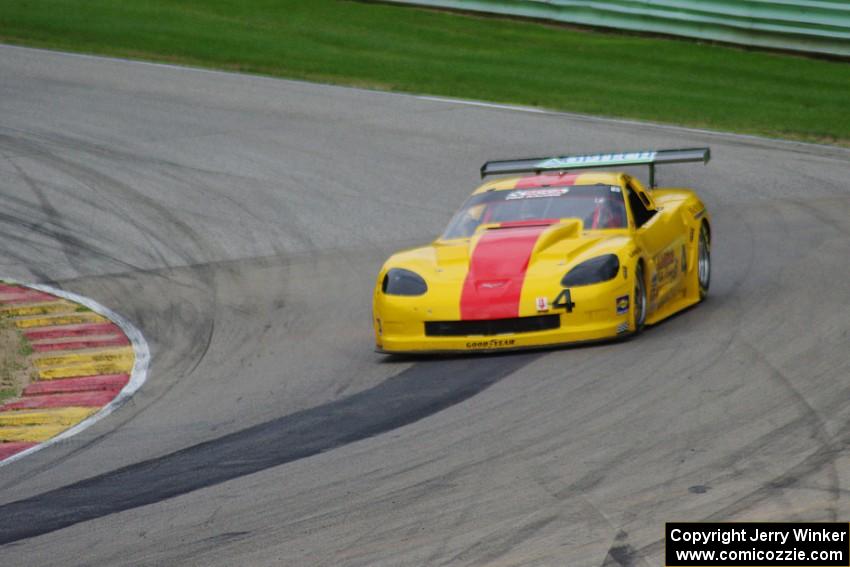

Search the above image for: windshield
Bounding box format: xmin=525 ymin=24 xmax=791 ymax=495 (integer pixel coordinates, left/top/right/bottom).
xmin=442 ymin=184 xmax=627 ymax=239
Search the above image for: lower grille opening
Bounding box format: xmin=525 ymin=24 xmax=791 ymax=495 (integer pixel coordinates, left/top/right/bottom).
xmin=425 ymin=314 xmax=560 ymax=337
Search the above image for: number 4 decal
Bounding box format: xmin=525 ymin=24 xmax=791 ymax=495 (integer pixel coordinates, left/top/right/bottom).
xmin=553 ymin=289 xmax=575 ymax=313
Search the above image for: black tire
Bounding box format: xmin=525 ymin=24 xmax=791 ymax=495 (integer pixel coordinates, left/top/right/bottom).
xmin=697 ymin=222 xmax=711 ymax=300
xmin=633 ymin=262 xmax=647 ymax=332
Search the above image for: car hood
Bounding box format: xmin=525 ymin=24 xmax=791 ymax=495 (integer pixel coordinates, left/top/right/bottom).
xmin=383 ymin=219 xmax=631 ymax=319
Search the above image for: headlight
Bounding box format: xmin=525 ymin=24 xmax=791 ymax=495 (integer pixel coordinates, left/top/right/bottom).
xmin=561 ymin=254 xmax=619 ymax=286
xmin=382 ymin=268 xmax=428 ymax=296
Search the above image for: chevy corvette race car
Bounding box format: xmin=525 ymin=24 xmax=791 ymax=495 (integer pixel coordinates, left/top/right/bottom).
xmin=373 ymin=148 xmax=712 ymax=354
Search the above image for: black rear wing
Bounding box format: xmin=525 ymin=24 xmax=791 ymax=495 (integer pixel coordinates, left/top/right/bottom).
xmin=480 ymin=148 xmax=710 ymax=188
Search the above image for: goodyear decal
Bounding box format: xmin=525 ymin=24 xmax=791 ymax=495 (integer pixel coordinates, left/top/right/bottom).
xmin=466 ymin=338 xmax=516 ymax=349
xmin=616 ymin=295 xmax=630 ymax=315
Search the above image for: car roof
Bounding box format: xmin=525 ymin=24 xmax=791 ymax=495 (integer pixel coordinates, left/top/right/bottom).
xmin=472 ymin=171 xmax=625 ymax=195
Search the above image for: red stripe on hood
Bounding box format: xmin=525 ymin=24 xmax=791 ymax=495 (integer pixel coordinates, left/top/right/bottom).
xmin=460 ymin=223 xmax=554 ymax=320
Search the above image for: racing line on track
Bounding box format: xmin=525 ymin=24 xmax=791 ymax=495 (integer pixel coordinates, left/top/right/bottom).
xmin=0 ymin=352 xmax=539 ymax=544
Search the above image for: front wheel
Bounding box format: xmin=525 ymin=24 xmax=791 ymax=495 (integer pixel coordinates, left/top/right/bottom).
xmin=633 ymin=262 xmax=647 ymax=333
xmin=697 ymin=223 xmax=711 ymax=300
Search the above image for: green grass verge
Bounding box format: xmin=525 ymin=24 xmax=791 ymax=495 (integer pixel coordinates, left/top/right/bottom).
xmin=0 ymin=388 xmax=16 ymax=404
xmin=2 ymin=0 xmax=850 ymax=144
xmin=0 ymin=320 xmax=33 ymax=404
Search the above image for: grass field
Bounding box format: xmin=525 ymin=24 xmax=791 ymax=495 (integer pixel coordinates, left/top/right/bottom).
xmin=0 ymin=389 xmax=15 ymax=404
xmin=2 ymin=0 xmax=850 ymax=144
xmin=0 ymin=319 xmax=34 ymax=405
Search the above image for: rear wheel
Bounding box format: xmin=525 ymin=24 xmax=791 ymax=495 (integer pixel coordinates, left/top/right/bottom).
xmin=697 ymin=223 xmax=711 ymax=300
xmin=633 ymin=262 xmax=647 ymax=332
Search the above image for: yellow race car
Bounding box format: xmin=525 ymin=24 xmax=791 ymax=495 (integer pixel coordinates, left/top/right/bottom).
xmin=374 ymin=148 xmax=711 ymax=354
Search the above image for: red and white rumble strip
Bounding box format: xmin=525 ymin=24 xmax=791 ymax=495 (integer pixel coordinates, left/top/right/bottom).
xmin=0 ymin=281 xmax=149 ymax=466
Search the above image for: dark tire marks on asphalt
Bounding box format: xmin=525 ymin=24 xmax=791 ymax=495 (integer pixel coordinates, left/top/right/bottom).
xmin=0 ymin=352 xmax=537 ymax=544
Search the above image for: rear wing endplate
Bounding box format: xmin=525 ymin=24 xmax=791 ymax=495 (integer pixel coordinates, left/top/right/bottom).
xmin=480 ymin=148 xmax=710 ymax=188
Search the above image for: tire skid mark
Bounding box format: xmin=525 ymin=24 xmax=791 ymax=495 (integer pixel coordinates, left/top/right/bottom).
xmin=0 ymin=352 xmax=537 ymax=544
xmin=625 ymin=411 xmax=850 ymax=564
xmin=598 ymin=198 xmax=850 ymax=564
xmin=0 ymin=129 xmax=221 ymax=478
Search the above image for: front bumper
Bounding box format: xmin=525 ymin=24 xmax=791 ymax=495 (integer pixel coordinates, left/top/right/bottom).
xmin=374 ymin=281 xmax=633 ymax=354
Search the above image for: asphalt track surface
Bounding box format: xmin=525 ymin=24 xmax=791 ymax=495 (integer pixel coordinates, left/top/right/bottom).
xmin=1 ymin=45 xmax=850 ymax=566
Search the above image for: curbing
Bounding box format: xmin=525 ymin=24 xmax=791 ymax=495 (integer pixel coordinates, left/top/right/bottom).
xmin=0 ymin=281 xmax=150 ymax=467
